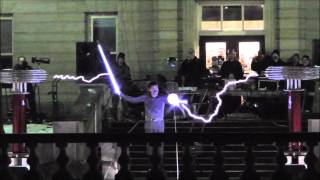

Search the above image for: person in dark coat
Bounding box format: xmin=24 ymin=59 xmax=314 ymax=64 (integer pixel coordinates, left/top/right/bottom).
xmin=251 ymin=50 xmax=265 ymax=75
xmin=269 ymin=49 xmax=286 ymax=66
xmin=287 ymin=53 xmax=301 ymax=66
xmin=112 ymin=52 xmax=132 ymax=121
xmin=301 ymin=55 xmax=315 ymax=112
xmin=178 ymin=48 xmax=204 ymax=87
xmin=219 ymin=51 xmax=244 ymax=80
xmin=219 ymin=51 xmax=244 ymax=115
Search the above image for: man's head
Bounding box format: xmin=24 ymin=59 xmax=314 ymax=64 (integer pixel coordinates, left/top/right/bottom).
xmin=272 ymin=52 xmax=279 ymax=62
xmin=116 ymin=52 xmax=125 ymax=66
xmin=302 ymin=55 xmax=311 ymax=66
xmin=18 ymin=56 xmax=26 ymax=64
xmin=227 ymin=52 xmax=236 ymax=61
xmin=271 ymin=49 xmax=280 ymax=62
xmin=292 ymin=53 xmax=300 ymax=64
xmin=148 ymin=81 xmax=159 ymax=98
xmin=258 ymin=50 xmax=265 ymax=57
xmin=186 ymin=48 xmax=195 ymax=60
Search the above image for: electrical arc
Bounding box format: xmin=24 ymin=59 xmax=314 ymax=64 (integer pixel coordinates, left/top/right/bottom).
xmin=53 ymin=73 xmax=109 ymax=83
xmin=167 ymin=72 xmax=258 ymax=123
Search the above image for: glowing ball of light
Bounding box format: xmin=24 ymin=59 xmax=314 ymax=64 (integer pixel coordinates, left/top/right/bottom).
xmin=167 ymin=93 xmax=180 ymax=106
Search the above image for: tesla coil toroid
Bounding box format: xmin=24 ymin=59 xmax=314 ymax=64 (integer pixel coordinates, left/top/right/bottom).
xmin=0 ymin=69 xmax=48 ymax=93
xmin=264 ymin=66 xmax=320 ymax=90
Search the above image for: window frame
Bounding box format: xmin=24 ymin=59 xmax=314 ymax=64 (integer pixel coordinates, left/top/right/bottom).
xmin=0 ymin=15 xmax=13 ymax=56
xmin=87 ymin=14 xmax=118 ymax=55
xmin=200 ymin=2 xmax=264 ymax=32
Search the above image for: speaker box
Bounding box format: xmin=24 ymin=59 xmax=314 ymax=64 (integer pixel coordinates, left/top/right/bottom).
xmin=312 ymin=39 xmax=320 ymax=66
xmin=0 ymin=55 xmax=12 ymax=88
xmin=76 ymin=42 xmax=106 ymax=78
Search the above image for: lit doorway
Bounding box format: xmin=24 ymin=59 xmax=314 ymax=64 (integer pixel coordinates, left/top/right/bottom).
xmin=239 ymin=41 xmax=260 ymax=73
xmin=200 ymin=36 xmax=264 ymax=72
xmin=205 ymin=42 xmax=226 ymax=68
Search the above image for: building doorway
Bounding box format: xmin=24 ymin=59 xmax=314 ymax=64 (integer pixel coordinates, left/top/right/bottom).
xmin=199 ymin=35 xmax=265 ymax=73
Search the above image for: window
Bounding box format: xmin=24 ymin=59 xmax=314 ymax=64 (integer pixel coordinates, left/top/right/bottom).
xmin=88 ymin=14 xmax=117 ymax=54
xmin=223 ymin=6 xmax=242 ymax=31
xmin=0 ymin=16 xmax=13 ymax=69
xmin=201 ymin=4 xmax=264 ymax=31
xmin=244 ymin=5 xmax=264 ymax=30
xmin=201 ymin=6 xmax=221 ymax=30
xmin=0 ymin=17 xmax=12 ymax=55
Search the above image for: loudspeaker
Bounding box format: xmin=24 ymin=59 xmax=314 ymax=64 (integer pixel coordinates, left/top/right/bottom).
xmin=0 ymin=55 xmax=12 ymax=69
xmin=312 ymin=39 xmax=320 ymax=66
xmin=76 ymin=42 xmax=106 ymax=78
xmin=0 ymin=55 xmax=12 ymax=88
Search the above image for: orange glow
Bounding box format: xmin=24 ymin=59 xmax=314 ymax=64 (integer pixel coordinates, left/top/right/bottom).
xmin=244 ymin=20 xmax=264 ymax=30
xmin=201 ymin=21 xmax=221 ymax=30
xmin=239 ymin=42 xmax=260 ymax=73
xmin=222 ymin=21 xmax=242 ymax=31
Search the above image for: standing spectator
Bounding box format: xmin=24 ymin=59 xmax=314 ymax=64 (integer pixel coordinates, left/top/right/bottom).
xmin=301 ymin=55 xmax=312 ymax=67
xmin=219 ymin=51 xmax=244 ymax=80
xmin=269 ymin=49 xmax=285 ymax=66
xmin=251 ymin=50 xmax=266 ymax=75
xmin=178 ymin=48 xmax=204 ymax=87
xmin=114 ymin=52 xmax=131 ymax=88
xmin=301 ymin=55 xmax=315 ymax=112
xmin=111 ymin=52 xmax=131 ymax=121
xmin=287 ymin=53 xmax=301 ymax=66
xmin=219 ymin=51 xmax=244 ymax=114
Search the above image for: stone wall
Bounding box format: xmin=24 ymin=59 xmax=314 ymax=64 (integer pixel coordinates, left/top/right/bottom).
xmin=278 ymin=0 xmax=320 ymax=60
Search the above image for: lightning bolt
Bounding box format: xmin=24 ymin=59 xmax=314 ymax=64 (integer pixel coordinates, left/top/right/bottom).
xmin=53 ymin=73 xmax=109 ymax=83
xmin=170 ymin=72 xmax=258 ymax=123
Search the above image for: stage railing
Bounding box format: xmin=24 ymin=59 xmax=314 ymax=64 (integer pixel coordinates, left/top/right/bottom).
xmin=0 ymin=133 xmax=319 ymax=180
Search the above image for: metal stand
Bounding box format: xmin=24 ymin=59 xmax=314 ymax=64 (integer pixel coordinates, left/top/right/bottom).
xmin=174 ymin=109 xmax=179 ymax=179
xmin=286 ymin=79 xmax=304 ymax=162
xmin=11 ymin=82 xmax=27 ymax=153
